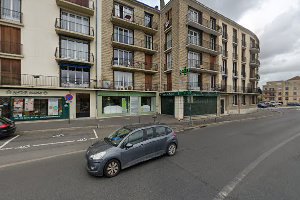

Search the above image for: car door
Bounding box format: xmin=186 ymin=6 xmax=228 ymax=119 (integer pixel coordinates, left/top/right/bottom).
xmin=143 ymin=127 xmax=158 ymax=159
xmin=120 ymin=130 xmax=145 ymax=168
xmin=152 ymin=126 xmax=168 ymax=154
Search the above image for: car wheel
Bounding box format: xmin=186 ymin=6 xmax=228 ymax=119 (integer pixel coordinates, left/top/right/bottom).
xmin=104 ymin=159 xmax=120 ymax=178
xmin=167 ymin=143 xmax=177 ymax=156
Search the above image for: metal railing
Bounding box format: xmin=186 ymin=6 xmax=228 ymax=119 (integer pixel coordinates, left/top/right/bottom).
xmin=112 ymin=8 xmax=158 ymax=30
xmin=112 ymin=33 xmax=159 ymax=51
xmin=187 ymin=36 xmax=222 ymax=53
xmin=186 ymin=13 xmax=222 ymax=34
xmin=55 ymin=18 xmax=94 ymax=36
xmin=0 ymin=41 xmax=22 ymax=55
xmin=55 ymin=47 xmax=94 ymax=63
xmin=65 ymin=0 xmax=94 ymax=9
xmin=0 ymin=7 xmax=22 ymax=23
xmin=100 ymin=80 xmax=158 ymax=91
xmin=111 ymin=58 xmax=158 ymax=71
xmin=61 ymin=77 xmax=92 ymax=88
xmin=188 ymin=59 xmax=219 ymax=72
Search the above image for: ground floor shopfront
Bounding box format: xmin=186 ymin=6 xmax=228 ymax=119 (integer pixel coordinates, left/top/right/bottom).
xmin=97 ymin=91 xmax=158 ymax=117
xmin=0 ymin=88 xmax=96 ymax=121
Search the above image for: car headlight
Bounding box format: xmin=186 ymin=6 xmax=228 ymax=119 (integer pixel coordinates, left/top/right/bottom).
xmin=90 ymin=151 xmax=106 ymax=160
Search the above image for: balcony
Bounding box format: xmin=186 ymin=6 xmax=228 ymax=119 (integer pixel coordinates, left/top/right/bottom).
xmin=250 ymin=74 xmax=260 ymax=81
xmin=188 ymin=59 xmax=219 ymax=74
xmin=112 ymin=34 xmax=158 ymax=55
xmin=0 ymin=41 xmax=23 ymax=59
xmin=164 ymin=19 xmax=172 ymax=32
xmin=164 ymin=62 xmax=173 ymax=73
xmin=111 ymin=9 xmax=158 ymax=35
xmin=250 ymin=59 xmax=260 ymax=67
xmin=100 ymin=81 xmax=158 ymax=92
xmin=111 ymin=59 xmax=158 ymax=74
xmin=0 ymin=7 xmax=23 ymax=25
xmin=186 ymin=37 xmax=222 ymax=56
xmin=186 ymin=83 xmax=220 ymax=92
xmin=221 ymin=68 xmax=228 ymax=77
xmin=242 ymin=40 xmax=247 ymax=48
xmin=186 ymin=14 xmax=222 ymax=36
xmin=55 ymin=18 xmax=95 ymax=41
xmin=232 ymin=36 xmax=238 ymax=45
xmin=250 ymin=43 xmax=260 ymax=53
xmin=55 ymin=47 xmax=94 ymax=65
xmin=247 ymin=87 xmax=259 ymax=93
xmin=232 ymin=53 xmax=238 ymax=61
xmin=56 ymin=0 xmax=95 ymax=16
xmin=222 ymin=50 xmax=228 ymax=58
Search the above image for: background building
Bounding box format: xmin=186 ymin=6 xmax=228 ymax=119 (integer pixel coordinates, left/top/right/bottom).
xmin=263 ymin=76 xmax=300 ymax=105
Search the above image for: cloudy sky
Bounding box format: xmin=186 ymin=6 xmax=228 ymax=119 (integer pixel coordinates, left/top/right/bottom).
xmin=141 ymin=0 xmax=300 ymax=86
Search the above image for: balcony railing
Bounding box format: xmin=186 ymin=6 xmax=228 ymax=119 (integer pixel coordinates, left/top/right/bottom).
xmin=186 ymin=83 xmax=219 ymax=91
xmin=186 ymin=14 xmax=222 ymax=35
xmin=55 ymin=47 xmax=94 ymax=64
xmin=250 ymin=59 xmax=260 ymax=66
xmin=0 ymin=7 xmax=22 ymax=23
xmin=112 ymin=8 xmax=158 ymax=31
xmin=112 ymin=33 xmax=159 ymax=52
xmin=112 ymin=58 xmax=158 ymax=72
xmin=250 ymin=43 xmax=260 ymax=49
xmin=61 ymin=77 xmax=92 ymax=88
xmin=100 ymin=81 xmax=158 ymax=91
xmin=187 ymin=36 xmax=222 ymax=53
xmin=0 ymin=41 xmax=22 ymax=55
xmin=55 ymin=18 xmax=94 ymax=37
xmin=188 ymin=59 xmax=219 ymax=72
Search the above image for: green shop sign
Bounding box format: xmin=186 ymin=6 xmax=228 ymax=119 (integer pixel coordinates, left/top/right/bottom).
xmin=160 ymin=91 xmax=219 ymax=97
xmin=98 ymin=91 xmax=156 ymax=97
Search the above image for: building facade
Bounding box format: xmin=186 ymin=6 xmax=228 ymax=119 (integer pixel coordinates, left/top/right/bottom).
xmin=160 ymin=0 xmax=260 ymax=119
xmin=263 ymin=76 xmax=300 ymax=105
xmin=0 ymin=0 xmax=260 ymax=121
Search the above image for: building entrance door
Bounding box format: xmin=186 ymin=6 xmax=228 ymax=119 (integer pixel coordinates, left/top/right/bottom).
xmin=76 ymin=93 xmax=90 ymax=118
xmin=221 ymin=99 xmax=225 ymax=114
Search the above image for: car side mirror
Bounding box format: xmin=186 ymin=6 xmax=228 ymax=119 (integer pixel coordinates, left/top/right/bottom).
xmin=125 ymin=143 xmax=133 ymax=149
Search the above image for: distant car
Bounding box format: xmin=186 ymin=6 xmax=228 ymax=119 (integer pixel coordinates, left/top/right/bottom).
xmin=257 ymin=102 xmax=268 ymax=108
xmin=86 ymin=124 xmax=178 ymax=178
xmin=0 ymin=117 xmax=16 ymax=139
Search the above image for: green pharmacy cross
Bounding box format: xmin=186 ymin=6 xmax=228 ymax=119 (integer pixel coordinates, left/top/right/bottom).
xmin=180 ymin=67 xmax=190 ymax=76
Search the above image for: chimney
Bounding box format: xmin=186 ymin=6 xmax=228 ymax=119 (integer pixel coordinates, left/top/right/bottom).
xmin=160 ymin=0 xmax=165 ymax=9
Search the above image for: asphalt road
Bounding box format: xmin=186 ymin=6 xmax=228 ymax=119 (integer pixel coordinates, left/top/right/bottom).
xmin=0 ymin=109 xmax=300 ymax=200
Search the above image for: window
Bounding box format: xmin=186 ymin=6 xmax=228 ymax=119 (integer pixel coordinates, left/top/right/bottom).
xmin=233 ymin=62 xmax=237 ymax=76
xmin=113 ymin=26 xmax=133 ymax=45
xmin=294 ymin=97 xmax=297 ymax=101
xmin=210 ymin=17 xmax=216 ymax=30
xmin=233 ymin=95 xmax=238 ymax=105
xmin=188 ymin=8 xmax=199 ymax=23
xmin=233 ymin=28 xmax=237 ymax=43
xmin=166 ymin=52 xmax=172 ymax=69
xmin=285 ymin=87 xmax=289 ymax=90
xmin=242 ymin=95 xmax=246 ymax=105
xmin=166 ymin=9 xmax=172 ymax=21
xmin=285 ymin=92 xmax=289 ymax=96
xmin=278 ymin=97 xmax=282 ymax=101
xmin=294 ymin=87 xmax=297 ymax=90
xmin=155 ymin=126 xmax=166 ymax=137
xmin=1 ymin=0 xmax=21 ymax=22
xmin=114 ymin=3 xmax=133 ymax=21
xmin=233 ymin=79 xmax=238 ymax=92
xmin=242 ymin=65 xmax=246 ymax=77
xmin=222 ymin=42 xmax=227 ymax=56
xmin=166 ymin=31 xmax=172 ymax=49
xmin=285 ymin=97 xmax=289 ymax=100
xmin=242 ymin=80 xmax=246 ymax=92
xmin=252 ymin=96 xmax=256 ymax=104
xmin=61 ymin=11 xmax=89 ymax=35
xmin=60 ymin=38 xmax=89 ymax=61
xmin=278 ymin=92 xmax=282 ymax=96
xmin=210 ymin=36 xmax=216 ymax=50
xmin=141 ymin=97 xmax=155 ymax=112
xmin=222 ymin=24 xmax=227 ymax=39
xmin=294 ymin=92 xmax=297 ymax=95
xmin=188 ymin=29 xmax=200 ymax=45
xmin=222 ymin=60 xmax=227 ymax=74
xmin=188 ymin=51 xmax=201 ymax=68
xmin=189 ymin=73 xmax=199 ymax=89
xmin=114 ymin=71 xmax=133 ymax=89
xmin=61 ymin=66 xmax=90 ymax=88
xmin=113 ymin=49 xmax=133 ymax=66
xmin=128 ymin=130 xmax=144 ymax=145
xmin=145 ymin=35 xmax=153 ymax=49
xmin=144 ymin=13 xmax=153 ymax=28
xmin=1 ymin=59 xmax=21 ymax=86
xmin=211 ymin=75 xmax=216 ymax=89
xmin=145 ymin=128 xmax=154 ymax=140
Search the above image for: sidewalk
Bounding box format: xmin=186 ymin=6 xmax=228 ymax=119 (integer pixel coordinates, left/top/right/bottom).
xmin=15 ymin=109 xmax=281 ymax=133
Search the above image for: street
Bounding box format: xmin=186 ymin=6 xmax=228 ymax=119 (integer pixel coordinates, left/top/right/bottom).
xmin=0 ymin=108 xmax=300 ymax=200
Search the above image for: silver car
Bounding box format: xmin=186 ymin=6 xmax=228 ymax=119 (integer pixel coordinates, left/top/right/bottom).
xmin=86 ymin=124 xmax=178 ymax=177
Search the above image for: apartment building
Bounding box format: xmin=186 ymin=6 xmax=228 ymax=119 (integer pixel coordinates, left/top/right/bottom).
xmin=0 ymin=0 xmax=97 ymax=120
xmin=99 ymin=0 xmax=160 ymax=117
xmin=263 ymin=76 xmax=300 ymax=105
xmin=160 ymin=0 xmax=260 ymax=119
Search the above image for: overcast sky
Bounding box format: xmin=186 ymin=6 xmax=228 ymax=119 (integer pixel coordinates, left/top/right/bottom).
xmin=141 ymin=0 xmax=300 ymax=86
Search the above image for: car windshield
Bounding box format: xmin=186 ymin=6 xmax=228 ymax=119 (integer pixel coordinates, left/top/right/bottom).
xmin=105 ymin=128 xmax=131 ymax=147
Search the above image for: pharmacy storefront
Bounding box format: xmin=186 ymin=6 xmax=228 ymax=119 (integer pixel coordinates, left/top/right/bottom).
xmin=97 ymin=91 xmax=157 ymax=117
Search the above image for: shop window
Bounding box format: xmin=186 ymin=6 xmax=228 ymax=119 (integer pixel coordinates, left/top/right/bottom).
xmin=141 ymin=97 xmax=155 ymax=112
xmin=102 ymin=96 xmax=129 ymax=114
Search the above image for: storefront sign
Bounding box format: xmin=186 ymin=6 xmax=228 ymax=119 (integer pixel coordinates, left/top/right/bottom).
xmin=160 ymin=91 xmax=219 ymax=97
xmin=24 ymin=98 xmax=34 ymax=112
xmin=6 ymin=90 xmax=48 ymax=96
xmin=130 ymin=97 xmax=139 ymax=114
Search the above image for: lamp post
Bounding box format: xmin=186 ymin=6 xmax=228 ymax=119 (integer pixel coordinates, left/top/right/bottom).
xmin=180 ymin=66 xmax=192 ymax=125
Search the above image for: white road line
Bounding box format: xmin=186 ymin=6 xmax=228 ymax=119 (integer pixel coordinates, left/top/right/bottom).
xmin=32 ymin=140 xmax=75 ymax=147
xmin=0 ymin=135 xmax=20 ymax=149
xmin=0 ymin=147 xmax=13 ymax=151
xmin=0 ymin=150 xmax=86 ymax=170
xmin=93 ymin=129 xmax=98 ymax=139
xmin=213 ymin=131 xmax=300 ymax=200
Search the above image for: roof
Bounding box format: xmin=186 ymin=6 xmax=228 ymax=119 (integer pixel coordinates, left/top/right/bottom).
xmin=288 ymin=76 xmax=300 ymax=81
xmin=124 ymin=123 xmax=167 ymax=131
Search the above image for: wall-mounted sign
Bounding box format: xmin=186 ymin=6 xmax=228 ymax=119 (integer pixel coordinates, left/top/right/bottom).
xmin=6 ymin=90 xmax=48 ymax=96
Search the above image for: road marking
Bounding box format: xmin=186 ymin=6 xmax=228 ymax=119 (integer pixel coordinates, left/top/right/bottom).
xmin=0 ymin=135 xmax=20 ymax=149
xmin=93 ymin=129 xmax=98 ymax=139
xmin=14 ymin=145 xmax=30 ymax=150
xmin=213 ymin=131 xmax=300 ymax=200
xmin=52 ymin=133 xmax=64 ymax=138
xmin=77 ymin=138 xmax=87 ymax=142
xmin=32 ymin=140 xmax=75 ymax=147
xmin=0 ymin=150 xmax=86 ymax=170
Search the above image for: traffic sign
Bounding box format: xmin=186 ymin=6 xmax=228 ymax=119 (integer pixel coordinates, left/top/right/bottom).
xmin=180 ymin=67 xmax=190 ymax=76
xmin=65 ymin=94 xmax=73 ymax=102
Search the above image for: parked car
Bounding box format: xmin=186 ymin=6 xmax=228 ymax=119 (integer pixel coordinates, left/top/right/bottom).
xmin=0 ymin=117 xmax=16 ymax=139
xmin=257 ymin=102 xmax=268 ymax=108
xmin=287 ymin=102 xmax=300 ymax=106
xmin=86 ymin=124 xmax=178 ymax=178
